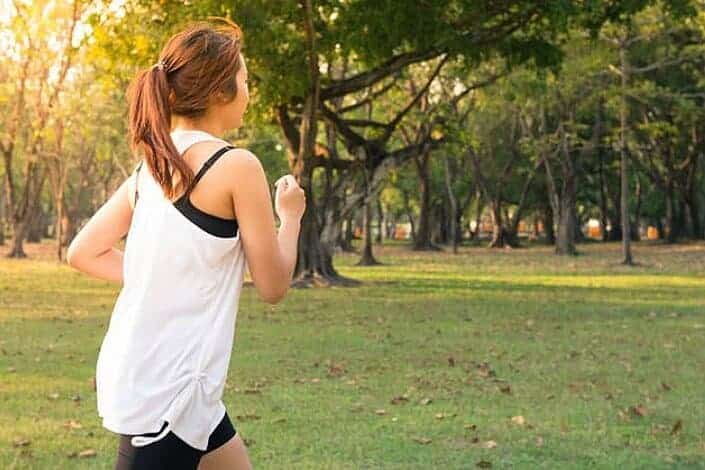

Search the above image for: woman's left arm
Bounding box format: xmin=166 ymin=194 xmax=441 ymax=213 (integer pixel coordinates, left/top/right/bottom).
xmin=66 ymin=170 xmax=136 ymax=284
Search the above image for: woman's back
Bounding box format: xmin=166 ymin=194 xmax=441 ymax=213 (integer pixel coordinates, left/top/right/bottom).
xmin=96 ymin=129 xmax=248 ymax=451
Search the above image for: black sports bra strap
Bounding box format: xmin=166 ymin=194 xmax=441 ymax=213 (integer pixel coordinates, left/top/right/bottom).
xmin=186 ymin=145 xmax=236 ymax=193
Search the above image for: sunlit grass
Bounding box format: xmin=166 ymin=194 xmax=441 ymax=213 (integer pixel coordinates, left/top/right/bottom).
xmin=1 ymin=240 xmax=704 ymax=468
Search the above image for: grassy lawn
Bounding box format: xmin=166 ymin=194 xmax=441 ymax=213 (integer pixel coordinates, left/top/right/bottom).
xmin=1 ymin=240 xmax=704 ymax=469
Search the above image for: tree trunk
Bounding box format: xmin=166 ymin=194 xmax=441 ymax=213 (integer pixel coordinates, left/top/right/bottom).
xmin=283 ymin=0 xmax=358 ymax=286
xmin=375 ymin=199 xmax=383 ymax=244
xmin=412 ymin=151 xmax=435 ymax=250
xmin=472 ymin=194 xmax=484 ymax=240
xmin=27 ymin=206 xmax=46 ymax=243
xmin=619 ymin=40 xmax=633 ymax=265
xmin=7 ymin=165 xmax=47 ymax=258
xmin=633 ymin=174 xmax=642 ymax=241
xmin=543 ymin=204 xmax=555 ymax=245
xmin=488 ymin=201 xmax=508 ymax=248
xmin=443 ymin=155 xmax=459 ymax=253
xmin=665 ymin=185 xmax=677 ymax=243
xmin=357 ymin=193 xmax=381 ymax=265
xmin=8 ymin=219 xmax=30 ymax=258
xmin=340 ymin=214 xmax=355 ymax=252
xmin=556 ymin=197 xmax=577 ymax=255
xmin=55 ymin=189 xmax=65 ymax=261
xmin=598 ymin=149 xmax=611 ymax=242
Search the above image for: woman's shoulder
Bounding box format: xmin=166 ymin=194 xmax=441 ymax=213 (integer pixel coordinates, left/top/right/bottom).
xmin=220 ymin=146 xmax=263 ymax=172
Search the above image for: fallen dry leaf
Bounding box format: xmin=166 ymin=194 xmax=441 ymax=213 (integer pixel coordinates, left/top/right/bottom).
xmin=412 ymin=436 xmax=432 ymax=445
xmin=63 ymin=420 xmax=83 ymax=430
xmin=12 ymin=438 xmax=30 ymax=447
xmin=235 ymin=413 xmax=261 ymax=422
xmin=476 ymin=362 xmax=495 ymax=378
xmin=630 ymin=404 xmax=647 ymax=417
xmin=511 ymin=415 xmax=525 ymax=426
xmin=419 ymin=397 xmax=432 ymax=405
xmin=476 ymin=460 xmax=492 ymax=468
xmin=78 ymin=449 xmax=97 ymax=458
xmin=390 ymin=395 xmax=409 ymax=405
xmin=482 ymin=440 xmax=497 ymax=449
xmin=374 ymin=409 xmax=386 ymax=415
xmin=327 ymin=363 xmax=346 ymax=377
xmin=671 ymin=420 xmax=683 ymax=435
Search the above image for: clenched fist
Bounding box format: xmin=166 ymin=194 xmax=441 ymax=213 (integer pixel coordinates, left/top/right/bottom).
xmin=274 ymin=174 xmax=306 ymax=222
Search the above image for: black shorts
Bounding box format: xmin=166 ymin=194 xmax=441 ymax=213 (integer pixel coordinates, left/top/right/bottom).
xmin=114 ymin=410 xmax=237 ymax=469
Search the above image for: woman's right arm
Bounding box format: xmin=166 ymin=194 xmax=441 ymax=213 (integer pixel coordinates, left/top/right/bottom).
xmin=226 ymin=149 xmax=305 ymax=303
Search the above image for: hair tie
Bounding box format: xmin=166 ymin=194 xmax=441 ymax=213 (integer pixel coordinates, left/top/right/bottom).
xmin=152 ymin=60 xmax=166 ymax=71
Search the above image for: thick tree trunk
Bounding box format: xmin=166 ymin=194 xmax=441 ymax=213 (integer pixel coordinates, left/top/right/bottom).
xmin=7 ymin=170 xmax=46 ymax=257
xmin=292 ymin=165 xmax=358 ymax=286
xmin=8 ymin=217 xmax=31 ymax=257
xmin=27 ymin=207 xmax=46 ymax=243
xmin=556 ymin=198 xmax=577 ymax=255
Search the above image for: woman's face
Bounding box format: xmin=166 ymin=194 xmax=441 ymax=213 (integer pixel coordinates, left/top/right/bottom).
xmin=222 ymin=53 xmax=249 ymax=130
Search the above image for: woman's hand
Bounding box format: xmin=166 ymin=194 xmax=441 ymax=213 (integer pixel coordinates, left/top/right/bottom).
xmin=274 ymin=174 xmax=306 ymax=222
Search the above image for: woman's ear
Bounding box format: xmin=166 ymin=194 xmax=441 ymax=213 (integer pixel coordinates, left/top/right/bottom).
xmin=217 ymin=90 xmax=231 ymax=105
xmin=168 ymin=90 xmax=176 ymax=107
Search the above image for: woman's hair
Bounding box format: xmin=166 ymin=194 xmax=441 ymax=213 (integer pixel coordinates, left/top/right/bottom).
xmin=126 ymin=17 xmax=244 ymax=200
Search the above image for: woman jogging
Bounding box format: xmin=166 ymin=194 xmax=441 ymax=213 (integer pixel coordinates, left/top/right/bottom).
xmin=66 ymin=18 xmax=305 ymax=470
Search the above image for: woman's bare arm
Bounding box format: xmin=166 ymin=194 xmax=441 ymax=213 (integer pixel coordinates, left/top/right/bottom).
xmin=226 ymin=149 xmax=304 ymax=303
xmin=66 ymin=171 xmax=136 ymax=283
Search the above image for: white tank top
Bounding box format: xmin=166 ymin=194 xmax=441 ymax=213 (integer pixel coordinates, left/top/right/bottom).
xmin=95 ymin=129 xmax=247 ymax=451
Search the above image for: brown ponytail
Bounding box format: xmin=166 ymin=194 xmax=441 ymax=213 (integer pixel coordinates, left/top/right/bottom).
xmin=126 ymin=17 xmax=244 ymax=200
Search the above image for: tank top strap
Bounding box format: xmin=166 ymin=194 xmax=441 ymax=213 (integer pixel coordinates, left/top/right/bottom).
xmin=183 ymin=145 xmax=236 ymax=196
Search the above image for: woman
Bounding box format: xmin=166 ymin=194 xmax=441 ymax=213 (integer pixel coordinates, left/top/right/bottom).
xmin=67 ymin=18 xmax=305 ymax=470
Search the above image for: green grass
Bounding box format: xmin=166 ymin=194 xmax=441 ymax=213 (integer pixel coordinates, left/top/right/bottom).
xmin=1 ymin=240 xmax=705 ymax=469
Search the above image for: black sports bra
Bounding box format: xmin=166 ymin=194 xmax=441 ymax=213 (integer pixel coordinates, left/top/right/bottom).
xmin=134 ymin=145 xmax=239 ymax=238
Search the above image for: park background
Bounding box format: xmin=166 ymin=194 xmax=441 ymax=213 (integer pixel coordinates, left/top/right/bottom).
xmin=1 ymin=0 xmax=705 ymax=468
